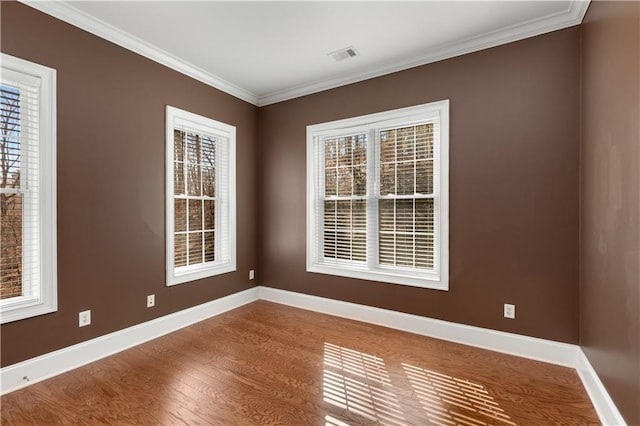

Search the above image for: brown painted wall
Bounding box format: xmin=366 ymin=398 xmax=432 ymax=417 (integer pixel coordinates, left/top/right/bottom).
xmin=0 ymin=2 xmax=259 ymax=367
xmin=580 ymin=2 xmax=640 ymax=424
xmin=259 ymin=28 xmax=581 ymax=343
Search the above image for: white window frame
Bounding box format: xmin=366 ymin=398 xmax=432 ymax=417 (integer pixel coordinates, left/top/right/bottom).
xmin=165 ymin=106 xmax=236 ymax=286
xmin=306 ymin=100 xmax=449 ymax=290
xmin=0 ymin=54 xmax=57 ymax=323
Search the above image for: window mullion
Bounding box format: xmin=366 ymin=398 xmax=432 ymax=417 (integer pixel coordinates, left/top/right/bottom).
xmin=19 ymin=86 xmax=30 ymax=299
xmin=216 ymin=138 xmax=222 ymax=263
xmin=367 ymin=129 xmax=378 ymax=270
xmin=198 ymin=135 xmax=205 ymax=262
xmin=413 ymin=126 xmax=417 ymax=269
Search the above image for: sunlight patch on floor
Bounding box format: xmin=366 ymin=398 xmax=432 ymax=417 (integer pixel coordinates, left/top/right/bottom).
xmin=323 ymin=342 xmax=407 ymax=426
xmin=402 ymin=363 xmax=516 ymax=426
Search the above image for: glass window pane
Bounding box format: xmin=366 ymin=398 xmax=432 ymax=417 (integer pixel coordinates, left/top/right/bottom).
xmin=379 ymin=232 xmax=395 ymax=265
xmin=337 ymin=137 xmax=353 ymax=167
xmin=396 ymin=199 xmax=414 ymax=233
xmin=395 ymin=233 xmax=414 ymax=267
xmin=204 ymin=200 xmax=215 ymax=231
xmin=0 ymin=193 xmax=23 ymax=300
xmin=337 ymin=167 xmax=353 ymax=196
xmin=323 ymin=230 xmax=336 ymax=259
xmin=415 ymin=199 xmax=434 ymax=234
xmin=415 ymin=234 xmax=434 ymax=269
xmin=416 ymin=123 xmax=434 ymax=160
xmin=186 ymin=133 xmax=201 ymax=164
xmin=379 ymin=199 xmax=394 ymax=232
xmin=188 ymin=199 xmax=202 ymax=232
xmin=174 ymin=199 xmax=186 ymax=232
xmin=173 ymin=130 xmax=185 ymax=162
xmin=380 ymin=129 xmax=396 ymax=163
xmin=201 ymin=136 xmax=215 ymax=168
xmin=380 ymin=163 xmax=395 ymax=195
xmin=174 ymin=162 xmax=184 ymax=195
xmin=397 ymin=161 xmax=415 ymax=195
xmin=325 ymin=167 xmax=337 ymax=197
xmin=202 ymin=167 xmax=215 ymax=197
xmin=187 ymin=164 xmax=201 ymax=196
xmin=325 ymin=139 xmax=336 ymax=168
xmin=353 ymin=166 xmax=366 ymax=196
xmin=174 ymin=234 xmax=187 ymax=268
xmin=416 ymin=160 xmax=433 ymax=194
xmin=336 ymin=200 xmax=352 ymax=230
xmin=353 ymin=134 xmax=367 ymax=165
xmin=396 ymin=126 xmax=415 ymax=162
xmin=352 ymin=200 xmax=366 ymax=231
xmin=335 ymin=231 xmax=351 ymax=260
xmin=188 ymin=232 xmax=203 ymax=265
xmin=324 ymin=200 xmax=336 ymax=230
xmin=204 ymin=231 xmax=215 ymax=262
xmin=352 ymin=232 xmax=366 ymax=262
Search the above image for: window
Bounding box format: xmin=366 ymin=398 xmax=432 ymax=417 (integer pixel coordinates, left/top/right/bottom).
xmin=0 ymin=54 xmax=57 ymax=323
xmin=307 ymin=101 xmax=449 ymax=290
xmin=166 ymin=106 xmax=236 ymax=286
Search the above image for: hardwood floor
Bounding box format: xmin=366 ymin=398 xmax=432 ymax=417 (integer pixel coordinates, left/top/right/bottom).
xmin=1 ymin=301 xmax=599 ymax=425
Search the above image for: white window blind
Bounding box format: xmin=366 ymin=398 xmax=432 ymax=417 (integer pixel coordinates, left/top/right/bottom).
xmin=307 ymin=101 xmax=449 ymax=290
xmin=166 ymin=106 xmax=236 ymax=286
xmin=0 ymin=53 xmax=57 ymax=323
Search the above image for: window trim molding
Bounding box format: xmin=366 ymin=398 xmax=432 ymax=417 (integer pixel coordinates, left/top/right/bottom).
xmin=306 ymin=100 xmax=449 ymax=291
xmin=0 ymin=53 xmax=57 ymax=323
xmin=165 ymin=105 xmax=236 ymax=286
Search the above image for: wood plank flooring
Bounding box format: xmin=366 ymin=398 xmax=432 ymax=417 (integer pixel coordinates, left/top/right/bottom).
xmin=1 ymin=301 xmax=599 ymax=425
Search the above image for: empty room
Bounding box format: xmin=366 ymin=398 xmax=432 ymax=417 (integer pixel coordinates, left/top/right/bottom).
xmin=1 ymin=0 xmax=638 ymax=424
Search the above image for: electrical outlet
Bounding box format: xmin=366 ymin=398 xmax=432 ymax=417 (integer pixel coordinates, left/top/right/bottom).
xmin=504 ymin=303 xmax=516 ymax=319
xmin=249 ymin=270 xmax=255 ymax=280
xmin=147 ymin=294 xmax=155 ymax=308
xmin=79 ymin=310 xmax=91 ymax=327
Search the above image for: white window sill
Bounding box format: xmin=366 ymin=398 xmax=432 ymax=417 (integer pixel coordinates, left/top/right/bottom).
xmin=307 ymin=262 xmax=448 ymax=291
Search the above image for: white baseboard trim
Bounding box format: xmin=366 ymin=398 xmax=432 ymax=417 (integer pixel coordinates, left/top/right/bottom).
xmin=1 ymin=285 xmax=625 ymax=425
xmin=259 ymin=286 xmax=626 ymax=425
xmin=259 ymin=286 xmax=578 ymax=367
xmin=576 ymin=349 xmax=627 ymax=426
xmin=0 ymin=287 xmax=259 ymax=395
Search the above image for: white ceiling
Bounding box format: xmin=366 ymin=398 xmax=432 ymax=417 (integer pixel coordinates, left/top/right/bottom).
xmin=24 ymin=1 xmax=589 ymax=105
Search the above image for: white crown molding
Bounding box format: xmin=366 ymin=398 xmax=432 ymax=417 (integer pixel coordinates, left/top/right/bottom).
xmin=20 ymin=0 xmax=588 ymax=107
xmin=257 ymin=0 xmax=591 ymax=106
xmin=19 ymin=0 xmax=259 ymax=106
xmin=0 ymin=287 xmax=259 ymax=395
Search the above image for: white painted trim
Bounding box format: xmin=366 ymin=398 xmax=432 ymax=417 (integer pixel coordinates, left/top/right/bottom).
xmin=258 ymin=1 xmax=591 ymax=106
xmin=18 ymin=0 xmax=589 ymax=107
xmin=0 ymin=287 xmax=259 ymax=395
xmin=165 ymin=106 xmax=237 ymax=286
xmin=576 ymin=349 xmax=627 ymax=426
xmin=259 ymin=287 xmax=578 ymax=367
xmin=306 ymin=101 xmax=450 ymax=291
xmin=19 ymin=0 xmax=258 ymax=105
xmin=1 ymin=285 xmax=625 ymax=426
xmin=259 ymin=286 xmax=625 ymax=425
xmin=0 ymin=54 xmax=57 ymax=324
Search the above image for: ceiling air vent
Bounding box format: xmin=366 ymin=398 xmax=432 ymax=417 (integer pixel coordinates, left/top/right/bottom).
xmin=329 ymin=46 xmax=359 ymax=62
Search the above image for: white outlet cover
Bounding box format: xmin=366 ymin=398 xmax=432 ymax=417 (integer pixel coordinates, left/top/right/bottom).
xmin=147 ymin=294 xmax=155 ymax=308
xmin=504 ymin=304 xmax=516 ymax=319
xmin=79 ymin=310 xmax=91 ymax=327
xmin=249 ymin=270 xmax=255 ymax=280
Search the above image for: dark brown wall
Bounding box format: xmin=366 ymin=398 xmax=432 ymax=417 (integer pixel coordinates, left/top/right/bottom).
xmin=0 ymin=2 xmax=259 ymax=366
xmin=259 ymin=28 xmax=581 ymax=343
xmin=580 ymin=2 xmax=640 ymax=424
